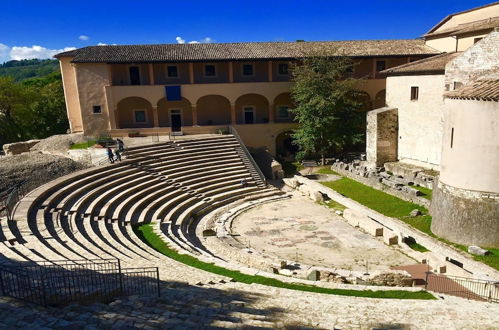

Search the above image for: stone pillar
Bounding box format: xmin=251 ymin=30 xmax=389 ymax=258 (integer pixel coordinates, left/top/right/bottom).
xmin=152 ymin=106 xmax=159 ymax=127
xmin=192 ymin=104 xmax=198 ymax=126
xmin=229 ymin=62 xmax=234 ymax=83
xmin=366 ymin=107 xmax=398 ymax=168
xmin=189 ymin=63 xmax=194 ymax=84
xmin=110 ymin=107 xmax=118 ymax=129
xmin=268 ymin=102 xmax=275 ymax=123
xmin=230 ymin=103 xmax=237 ymax=125
xmin=268 ymin=61 xmax=273 ymax=82
xmin=148 ymin=63 xmax=154 ymax=85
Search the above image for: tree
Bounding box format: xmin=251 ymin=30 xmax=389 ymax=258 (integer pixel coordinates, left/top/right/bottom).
xmin=290 ymin=53 xmax=365 ymax=164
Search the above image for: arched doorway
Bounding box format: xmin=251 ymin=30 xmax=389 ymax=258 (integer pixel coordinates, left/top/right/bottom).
xmin=235 ymin=94 xmax=269 ymax=124
xmin=196 ymin=95 xmax=231 ymax=125
xmin=276 ymin=130 xmax=298 ymax=161
xmin=116 ymin=97 xmax=153 ymax=128
xmin=273 ymin=93 xmax=295 ymax=123
xmin=374 ymin=89 xmax=386 ymax=109
xmin=157 ymin=97 xmax=193 ymax=128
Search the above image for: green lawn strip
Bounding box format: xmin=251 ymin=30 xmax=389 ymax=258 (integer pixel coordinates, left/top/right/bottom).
xmin=70 ymin=140 xmax=96 ymax=149
xmin=322 ymin=199 xmax=347 ymax=211
xmin=405 ymin=240 xmax=430 ymax=252
xmin=280 ymin=161 xmax=304 ymax=177
xmin=133 ymin=224 xmax=434 ymax=300
xmin=315 ymin=167 xmax=341 ymax=175
xmin=322 ymin=177 xmax=499 ymax=271
xmin=412 ymin=185 xmax=432 ymax=200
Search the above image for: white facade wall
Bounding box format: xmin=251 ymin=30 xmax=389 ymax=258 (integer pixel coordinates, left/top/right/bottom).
xmin=386 ymin=74 xmax=445 ymax=168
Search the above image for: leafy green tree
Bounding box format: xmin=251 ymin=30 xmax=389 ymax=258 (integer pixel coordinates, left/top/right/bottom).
xmin=290 ymin=53 xmax=365 ymax=164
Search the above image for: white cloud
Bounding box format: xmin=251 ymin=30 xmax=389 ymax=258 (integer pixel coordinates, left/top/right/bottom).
xmin=97 ymin=42 xmax=117 ymax=46
xmin=9 ymin=45 xmax=76 ymax=60
xmin=79 ymin=35 xmax=89 ymax=41
xmin=0 ymin=43 xmax=10 ymax=63
xmin=176 ymin=36 xmax=215 ymax=44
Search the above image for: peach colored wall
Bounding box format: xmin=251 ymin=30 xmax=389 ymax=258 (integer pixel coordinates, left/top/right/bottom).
xmin=235 ymin=94 xmax=269 ymax=124
xmin=152 ymin=63 xmax=190 ymax=85
xmin=157 ymin=97 xmax=193 ymax=127
xmin=233 ymin=61 xmax=268 ymax=82
xmin=193 ymin=62 xmax=229 ymax=83
xmin=116 ymin=97 xmax=153 ymax=128
xmin=59 ymin=57 xmax=83 ymax=132
xmin=196 ymin=95 xmax=231 ymax=125
xmin=433 ymin=4 xmax=499 ymax=33
xmin=272 ymin=61 xmax=292 ymax=82
xmin=457 ymin=32 xmax=490 ymax=51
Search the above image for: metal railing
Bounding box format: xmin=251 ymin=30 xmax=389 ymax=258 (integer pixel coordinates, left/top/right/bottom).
xmin=0 ymin=259 xmax=160 ymax=306
xmin=425 ymin=272 xmax=499 ymax=303
xmin=228 ymin=126 xmax=267 ymax=186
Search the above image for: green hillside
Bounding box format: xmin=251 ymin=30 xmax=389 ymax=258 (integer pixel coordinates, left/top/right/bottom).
xmin=0 ymin=59 xmax=59 ymax=81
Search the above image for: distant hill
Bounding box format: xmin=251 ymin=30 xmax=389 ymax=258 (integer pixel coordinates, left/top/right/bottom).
xmin=0 ymin=59 xmax=60 ymax=81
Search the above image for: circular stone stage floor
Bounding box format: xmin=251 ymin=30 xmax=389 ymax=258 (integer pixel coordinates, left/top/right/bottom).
xmin=231 ymin=192 xmax=413 ymax=272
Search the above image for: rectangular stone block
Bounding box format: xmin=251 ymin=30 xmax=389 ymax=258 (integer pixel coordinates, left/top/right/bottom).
xmin=357 ymin=217 xmax=384 ymax=237
xmin=384 ymin=233 xmax=398 ymax=245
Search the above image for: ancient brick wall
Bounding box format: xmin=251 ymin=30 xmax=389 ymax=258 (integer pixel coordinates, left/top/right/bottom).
xmin=366 ymin=107 xmax=398 ymax=168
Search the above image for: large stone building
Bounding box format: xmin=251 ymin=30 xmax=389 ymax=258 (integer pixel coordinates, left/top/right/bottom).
xmin=366 ymin=2 xmax=499 ymax=248
xmin=55 ymin=40 xmax=439 ymax=156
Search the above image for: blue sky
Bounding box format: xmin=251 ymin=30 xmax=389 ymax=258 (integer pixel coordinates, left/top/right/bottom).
xmin=0 ymin=0 xmax=493 ymax=63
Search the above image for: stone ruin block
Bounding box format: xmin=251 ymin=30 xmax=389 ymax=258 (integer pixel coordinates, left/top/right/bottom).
xmin=468 ymin=245 xmax=490 ymax=256
xmin=202 ymin=229 xmax=217 ymax=237
xmin=307 ymin=270 xmax=320 ymax=281
xmin=384 ymin=233 xmax=399 ymax=245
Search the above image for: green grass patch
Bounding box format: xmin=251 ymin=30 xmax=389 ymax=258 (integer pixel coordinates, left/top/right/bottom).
xmin=70 ymin=140 xmax=96 ymax=149
xmin=322 ymin=199 xmax=347 ymax=211
xmin=412 ymin=185 xmax=432 ymax=200
xmin=322 ymin=177 xmax=499 ymax=271
xmin=322 ymin=177 xmax=427 ymax=218
xmin=133 ymin=224 xmax=435 ymax=300
xmin=316 ymin=167 xmax=341 ymax=175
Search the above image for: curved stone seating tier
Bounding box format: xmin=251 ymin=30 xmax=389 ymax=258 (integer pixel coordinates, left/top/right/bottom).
xmin=2 ymin=134 xmax=279 ymax=286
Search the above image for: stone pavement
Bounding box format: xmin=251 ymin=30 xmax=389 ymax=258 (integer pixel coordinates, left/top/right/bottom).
xmin=1 ymin=281 xmax=498 ymax=329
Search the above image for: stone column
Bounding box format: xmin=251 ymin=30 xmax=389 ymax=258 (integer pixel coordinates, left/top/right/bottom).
xmin=148 ymin=63 xmax=155 ymax=85
xmin=230 ymin=103 xmax=237 ymax=125
xmin=110 ymin=107 xmax=118 ymax=129
xmin=152 ymin=106 xmax=159 ymax=127
xmin=192 ymin=105 xmax=198 ymax=126
xmin=268 ymin=61 xmax=273 ymax=82
xmin=229 ymin=62 xmax=234 ymax=83
xmin=268 ymin=102 xmax=275 ymax=123
xmin=189 ymin=63 xmax=194 ymax=84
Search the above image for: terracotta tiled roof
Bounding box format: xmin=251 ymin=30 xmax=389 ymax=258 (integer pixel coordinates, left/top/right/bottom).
xmin=55 ymin=40 xmax=440 ymax=63
xmin=445 ymin=75 xmax=499 ymax=101
xmin=381 ymin=52 xmax=461 ymax=76
xmin=425 ymin=17 xmax=499 ymax=37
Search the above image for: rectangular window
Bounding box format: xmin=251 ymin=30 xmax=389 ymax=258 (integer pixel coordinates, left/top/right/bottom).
xmin=277 ymin=105 xmax=290 ymax=118
xmin=242 ymin=64 xmax=254 ymax=76
xmin=450 ymin=127 xmax=454 ymax=148
xmin=167 ymin=65 xmax=178 ymax=78
xmin=278 ymin=63 xmax=289 ymax=75
xmin=129 ymin=66 xmax=141 ymax=85
xmin=134 ymin=110 xmax=147 ymax=123
xmin=92 ymin=105 xmax=102 ymax=114
xmin=410 ymin=86 xmax=419 ymax=100
xmin=204 ymin=64 xmax=216 ymax=77
xmin=376 ymin=60 xmax=386 ymax=72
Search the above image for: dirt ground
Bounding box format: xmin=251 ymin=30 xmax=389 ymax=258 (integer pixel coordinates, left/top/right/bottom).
xmin=231 ymin=192 xmax=414 ymax=272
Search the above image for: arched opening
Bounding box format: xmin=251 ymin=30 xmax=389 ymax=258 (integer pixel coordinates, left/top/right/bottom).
xmin=196 ymin=95 xmax=231 ymax=125
xmin=374 ymin=89 xmax=386 ymax=109
xmin=273 ymin=93 xmax=295 ymax=123
xmin=355 ymin=91 xmax=372 ymax=111
xmin=157 ymin=97 xmax=193 ymax=127
xmin=235 ymin=94 xmax=269 ymax=124
xmin=276 ymin=130 xmax=298 ymax=161
xmin=116 ymin=97 xmax=153 ymax=128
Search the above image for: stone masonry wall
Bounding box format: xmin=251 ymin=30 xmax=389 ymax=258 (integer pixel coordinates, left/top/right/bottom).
xmin=445 ymin=29 xmax=499 ymax=87
xmin=366 ymin=107 xmax=398 ymax=168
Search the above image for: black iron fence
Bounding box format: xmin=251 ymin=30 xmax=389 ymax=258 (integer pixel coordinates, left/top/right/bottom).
xmin=0 ymin=259 xmax=160 ymax=306
xmin=425 ymin=272 xmax=499 ymax=303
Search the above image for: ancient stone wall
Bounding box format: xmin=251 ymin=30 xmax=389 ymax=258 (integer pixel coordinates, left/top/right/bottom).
xmin=445 ymin=29 xmax=499 ymax=88
xmin=431 ymin=179 xmax=499 ymax=248
xmin=366 ymin=107 xmax=398 ymax=168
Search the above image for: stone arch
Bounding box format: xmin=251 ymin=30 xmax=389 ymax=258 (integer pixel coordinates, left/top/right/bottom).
xmin=116 ymin=97 xmax=153 ymax=128
xmin=276 ymin=130 xmax=298 ymax=160
xmin=374 ymin=89 xmax=386 ymax=109
xmin=273 ymin=93 xmax=295 ymax=123
xmin=355 ymin=91 xmax=372 ymax=111
xmin=196 ymin=95 xmax=231 ymax=125
xmin=157 ymin=97 xmax=193 ymax=127
xmin=234 ymin=94 xmax=269 ymax=124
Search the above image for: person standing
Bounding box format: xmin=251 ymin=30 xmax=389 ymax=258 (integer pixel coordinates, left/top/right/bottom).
xmin=107 ymin=147 xmax=115 ymax=163
xmin=114 ymin=148 xmax=122 ymax=162
xmin=116 ymin=138 xmax=125 ymax=152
